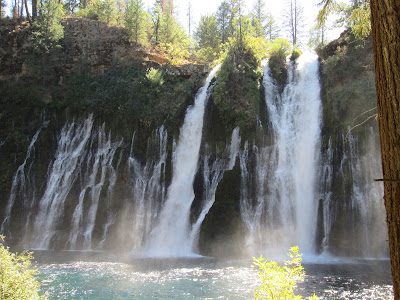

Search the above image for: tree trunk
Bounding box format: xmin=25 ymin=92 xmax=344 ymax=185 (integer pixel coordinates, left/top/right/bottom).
xmin=370 ymin=0 xmax=400 ymax=299
xmin=32 ymin=0 xmax=37 ymax=19
xmin=24 ymin=0 xmax=31 ymax=24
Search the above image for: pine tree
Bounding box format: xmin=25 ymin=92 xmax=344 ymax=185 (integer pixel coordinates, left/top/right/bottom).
xmin=265 ymin=12 xmax=279 ymax=41
xmin=194 ymin=14 xmax=219 ymax=49
xmin=125 ymin=0 xmax=146 ymax=44
xmin=251 ymin=0 xmax=267 ymax=37
xmin=284 ymin=0 xmax=304 ymax=46
xmin=217 ymin=1 xmax=231 ymax=43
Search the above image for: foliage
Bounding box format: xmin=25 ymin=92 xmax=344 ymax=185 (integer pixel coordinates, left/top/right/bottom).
xmin=124 ymin=0 xmax=148 ymax=44
xmin=213 ymin=39 xmax=264 ymax=133
xmin=77 ymin=0 xmax=120 ymax=24
xmin=194 ymin=14 xmax=220 ymax=50
xmin=290 ymin=46 xmax=302 ymax=61
xmin=267 ymin=38 xmax=290 ymax=86
xmin=318 ymin=0 xmax=371 ymax=40
xmin=264 ymin=12 xmax=279 ymax=41
xmin=0 ymin=236 xmax=47 ymax=299
xmin=64 ymin=63 xmax=204 ymax=130
xmin=347 ymin=2 xmax=370 ymax=38
xmin=250 ymin=0 xmax=267 ymax=38
xmin=320 ymin=32 xmax=377 ymax=148
xmin=253 ymin=246 xmax=318 ymax=300
xmin=33 ymin=0 xmax=64 ymax=51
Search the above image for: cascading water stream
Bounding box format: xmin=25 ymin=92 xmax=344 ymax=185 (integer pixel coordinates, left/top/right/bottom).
xmin=1 ymin=121 xmax=48 ymax=235
xmin=31 ymin=116 xmax=94 ymax=249
xmin=128 ymin=127 xmax=168 ymax=251
xmin=240 ymin=54 xmax=322 ymax=256
xmin=67 ymin=125 xmax=123 ymax=250
xmin=145 ymin=66 xmax=220 ymax=257
xmin=188 ymin=127 xmax=241 ymax=248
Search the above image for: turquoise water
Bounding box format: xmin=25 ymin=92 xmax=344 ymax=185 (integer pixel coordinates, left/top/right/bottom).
xmin=35 ymin=252 xmax=393 ymax=299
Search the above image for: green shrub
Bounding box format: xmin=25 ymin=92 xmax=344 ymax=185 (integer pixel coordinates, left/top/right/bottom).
xmin=267 ymin=39 xmax=291 ymax=87
xmin=213 ymin=40 xmax=263 ymax=134
xmin=253 ymin=246 xmax=318 ymax=300
xmin=0 ymin=236 xmax=47 ymax=299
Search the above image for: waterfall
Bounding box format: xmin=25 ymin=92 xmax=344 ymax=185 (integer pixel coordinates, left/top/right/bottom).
xmin=240 ymin=54 xmax=322 ymax=256
xmin=188 ymin=127 xmax=241 ymax=248
xmin=1 ymin=121 xmax=48 ymax=235
xmin=67 ymin=125 xmax=122 ymax=250
xmin=31 ymin=116 xmax=94 ymax=249
xmin=145 ymin=66 xmax=220 ymax=257
xmin=128 ymin=127 xmax=168 ymax=251
xmin=319 ymin=138 xmax=334 ymax=251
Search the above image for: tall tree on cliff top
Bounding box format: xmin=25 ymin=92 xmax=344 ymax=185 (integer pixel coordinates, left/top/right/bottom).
xmin=194 ymin=14 xmax=219 ymax=49
xmin=125 ymin=0 xmax=148 ymax=44
xmin=284 ymin=0 xmax=304 ymax=46
xmin=217 ymin=1 xmax=231 ymax=43
xmin=251 ymin=0 xmax=267 ymax=37
xmin=265 ymin=12 xmax=279 ymax=41
xmin=370 ymin=0 xmax=400 ymax=298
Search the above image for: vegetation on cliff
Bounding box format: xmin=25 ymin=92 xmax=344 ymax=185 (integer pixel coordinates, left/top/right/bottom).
xmin=319 ymin=31 xmax=376 ymax=144
xmin=213 ymin=39 xmax=264 ymax=134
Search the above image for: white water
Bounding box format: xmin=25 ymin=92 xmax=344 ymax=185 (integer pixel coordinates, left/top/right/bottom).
xmin=67 ymin=125 xmax=122 ymax=250
xmin=188 ymin=127 xmax=241 ymax=248
xmin=240 ymin=54 xmax=322 ymax=256
xmin=31 ymin=116 xmax=94 ymax=249
xmin=128 ymin=127 xmax=168 ymax=251
xmin=145 ymin=66 xmax=220 ymax=257
xmin=1 ymin=121 xmax=48 ymax=235
xmin=344 ymin=129 xmax=387 ymax=257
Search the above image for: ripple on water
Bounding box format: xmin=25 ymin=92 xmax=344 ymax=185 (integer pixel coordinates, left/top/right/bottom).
xmin=37 ymin=256 xmax=393 ymax=300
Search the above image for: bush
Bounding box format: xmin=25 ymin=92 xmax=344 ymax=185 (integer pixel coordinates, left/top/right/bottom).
xmin=267 ymin=39 xmax=291 ymax=87
xmin=253 ymin=246 xmax=318 ymax=300
xmin=0 ymin=236 xmax=47 ymax=299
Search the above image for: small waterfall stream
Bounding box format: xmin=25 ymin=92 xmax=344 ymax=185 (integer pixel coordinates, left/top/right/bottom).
xmin=128 ymin=127 xmax=168 ymax=251
xmin=1 ymin=120 xmax=48 ymax=235
xmin=31 ymin=116 xmax=94 ymax=249
xmin=67 ymin=125 xmax=123 ymax=250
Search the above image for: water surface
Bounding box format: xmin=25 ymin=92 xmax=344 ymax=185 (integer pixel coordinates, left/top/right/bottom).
xmin=34 ymin=251 xmax=393 ymax=299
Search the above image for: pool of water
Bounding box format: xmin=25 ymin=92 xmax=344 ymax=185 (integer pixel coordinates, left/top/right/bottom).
xmin=34 ymin=251 xmax=393 ymax=299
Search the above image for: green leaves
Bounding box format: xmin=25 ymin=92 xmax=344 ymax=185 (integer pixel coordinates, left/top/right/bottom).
xmin=0 ymin=236 xmax=47 ymax=299
xmin=253 ymin=246 xmax=318 ymax=300
xmin=33 ymin=0 xmax=64 ymax=51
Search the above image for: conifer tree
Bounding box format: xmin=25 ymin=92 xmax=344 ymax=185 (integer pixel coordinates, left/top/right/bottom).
xmin=251 ymin=0 xmax=267 ymax=37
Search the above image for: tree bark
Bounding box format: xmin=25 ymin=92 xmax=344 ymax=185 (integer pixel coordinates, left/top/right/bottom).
xmin=32 ymin=0 xmax=37 ymax=19
xmin=370 ymin=0 xmax=400 ymax=299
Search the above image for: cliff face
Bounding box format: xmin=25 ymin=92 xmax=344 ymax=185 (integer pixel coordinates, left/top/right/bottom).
xmin=0 ymin=22 xmax=386 ymax=257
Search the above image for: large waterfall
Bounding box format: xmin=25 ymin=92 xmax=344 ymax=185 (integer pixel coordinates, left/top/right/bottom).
xmin=144 ymin=66 xmax=220 ymax=257
xmin=239 ymin=53 xmax=322 ymax=257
